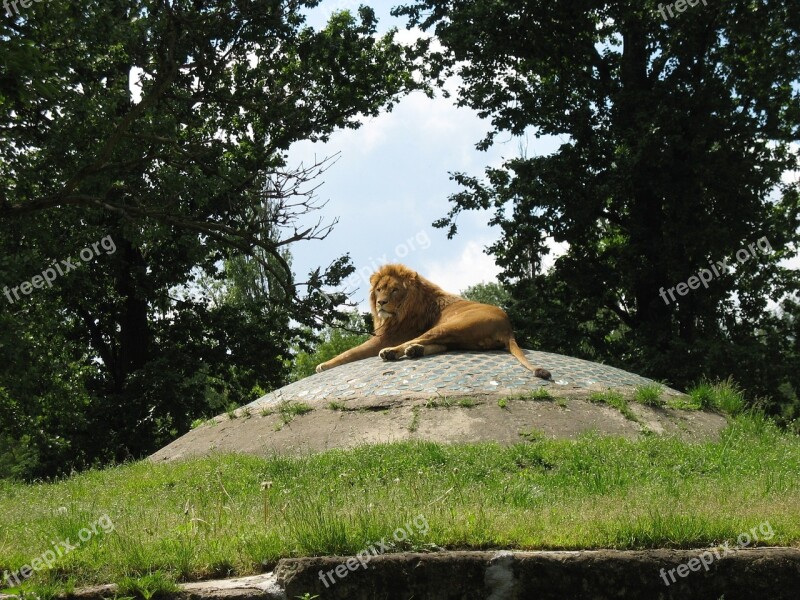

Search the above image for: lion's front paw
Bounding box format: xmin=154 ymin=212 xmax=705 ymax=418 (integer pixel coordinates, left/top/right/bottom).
xmin=379 ymin=347 xmax=401 ymax=361
xmin=404 ymin=344 xmax=425 ymax=358
xmin=315 ymin=363 xmax=328 ymax=373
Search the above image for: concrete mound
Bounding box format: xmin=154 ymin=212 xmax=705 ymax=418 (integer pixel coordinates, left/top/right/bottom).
xmin=149 ymin=349 xmax=727 ymax=463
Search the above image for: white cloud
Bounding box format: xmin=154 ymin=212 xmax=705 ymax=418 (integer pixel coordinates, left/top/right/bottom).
xmin=422 ymin=240 xmax=501 ymax=294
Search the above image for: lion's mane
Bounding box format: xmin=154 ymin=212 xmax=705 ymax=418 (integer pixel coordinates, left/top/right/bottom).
xmin=369 ymin=264 xmax=461 ymax=338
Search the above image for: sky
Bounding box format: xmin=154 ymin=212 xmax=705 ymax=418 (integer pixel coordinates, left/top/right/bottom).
xmin=285 ymin=0 xmax=566 ymax=307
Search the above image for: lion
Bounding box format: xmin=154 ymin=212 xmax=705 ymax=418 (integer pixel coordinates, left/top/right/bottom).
xmin=315 ymin=263 xmax=551 ymax=379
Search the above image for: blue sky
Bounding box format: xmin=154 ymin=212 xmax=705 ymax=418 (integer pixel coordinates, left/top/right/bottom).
xmin=287 ymin=0 xmax=565 ymax=306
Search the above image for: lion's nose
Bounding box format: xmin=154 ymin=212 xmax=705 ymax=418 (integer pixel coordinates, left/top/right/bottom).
xmin=378 ymin=299 xmax=388 ymax=306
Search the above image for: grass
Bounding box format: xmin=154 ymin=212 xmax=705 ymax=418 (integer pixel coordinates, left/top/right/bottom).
xmin=689 ymin=377 xmax=746 ymax=415
xmin=530 ymin=388 xmax=553 ymax=401
xmin=588 ymin=390 xmax=639 ymax=422
xmin=258 ymin=401 xmax=313 ymax=431
xmin=0 ymin=412 xmax=798 ymax=596
xmin=518 ymin=429 xmax=546 ymax=443
xmin=499 ymin=387 xmax=556 ymax=404
xmin=634 ymin=383 xmax=665 ymax=407
xmin=423 ymin=396 xmax=480 ymax=409
xmin=117 ymin=572 xmax=180 ymax=599
xmin=408 ymin=406 xmax=420 ymax=432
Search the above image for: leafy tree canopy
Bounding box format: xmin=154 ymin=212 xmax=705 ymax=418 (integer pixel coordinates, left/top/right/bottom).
xmin=395 ymin=0 xmax=800 ymax=421
xmin=0 ymin=0 xmax=426 ymax=477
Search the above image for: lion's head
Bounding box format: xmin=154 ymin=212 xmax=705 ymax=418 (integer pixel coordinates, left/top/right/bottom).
xmin=369 ymin=264 xmax=447 ymax=335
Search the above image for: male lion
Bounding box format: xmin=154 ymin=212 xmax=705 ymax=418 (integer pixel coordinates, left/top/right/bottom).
xmin=315 ymin=264 xmax=551 ymax=379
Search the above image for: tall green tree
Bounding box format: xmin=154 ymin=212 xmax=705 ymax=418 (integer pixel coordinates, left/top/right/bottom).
xmin=397 ymin=0 xmax=800 ymax=419
xmin=461 ymin=281 xmax=511 ymax=310
xmin=0 ymin=0 xmax=426 ymax=477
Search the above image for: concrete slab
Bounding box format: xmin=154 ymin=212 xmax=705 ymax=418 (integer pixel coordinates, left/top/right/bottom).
xmin=149 ymin=350 xmax=726 ymax=463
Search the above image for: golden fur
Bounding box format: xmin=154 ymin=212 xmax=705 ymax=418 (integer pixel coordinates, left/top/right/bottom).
xmin=315 ymin=264 xmax=551 ymax=379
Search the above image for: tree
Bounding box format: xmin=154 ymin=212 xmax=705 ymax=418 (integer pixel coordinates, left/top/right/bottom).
xmin=0 ymin=0 xmax=426 ymax=477
xmin=290 ymin=311 xmax=372 ymax=381
xmin=397 ymin=0 xmax=800 ymax=419
xmin=461 ymin=281 xmax=511 ymax=310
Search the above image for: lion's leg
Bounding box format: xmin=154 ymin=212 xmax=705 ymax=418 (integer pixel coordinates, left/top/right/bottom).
xmin=380 ymin=329 xmax=452 ymax=361
xmin=380 ymin=340 xmax=445 ymax=361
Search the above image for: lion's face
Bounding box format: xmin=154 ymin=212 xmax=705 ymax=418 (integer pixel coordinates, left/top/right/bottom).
xmin=370 ymin=273 xmax=410 ymax=322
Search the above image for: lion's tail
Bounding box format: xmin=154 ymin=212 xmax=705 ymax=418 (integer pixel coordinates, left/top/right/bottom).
xmin=508 ymin=337 xmax=551 ymax=380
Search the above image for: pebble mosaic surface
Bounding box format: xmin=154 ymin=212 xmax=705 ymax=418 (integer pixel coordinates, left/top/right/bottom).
xmin=247 ymin=349 xmax=678 ymax=409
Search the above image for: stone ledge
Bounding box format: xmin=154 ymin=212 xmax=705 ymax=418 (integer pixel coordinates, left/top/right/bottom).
xmin=275 ymin=548 xmax=800 ymax=599
xmin=5 ymin=548 xmax=797 ymax=600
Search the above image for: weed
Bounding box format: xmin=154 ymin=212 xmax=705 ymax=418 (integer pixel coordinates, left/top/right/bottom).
xmin=328 ymin=401 xmax=347 ymax=411
xmin=713 ymin=378 xmax=746 ymax=415
xmin=270 ymin=401 xmax=313 ymax=430
xmin=519 ymin=429 xmax=546 ymax=443
xmin=635 ymin=383 xmax=665 ymax=407
xmin=498 ymin=398 xmax=508 ymax=409
xmin=530 ymin=387 xmax=553 ymax=400
xmin=588 ymin=390 xmax=639 ymax=422
xmin=688 ymin=378 xmax=746 ymax=415
xmin=408 ymin=406 xmax=421 ymax=432
xmin=690 ymin=381 xmax=716 ymax=410
xmin=423 ymin=396 xmax=479 ymax=409
xmin=117 ymin=572 xmax=179 ymax=600
xmin=424 ymin=396 xmax=453 ymax=408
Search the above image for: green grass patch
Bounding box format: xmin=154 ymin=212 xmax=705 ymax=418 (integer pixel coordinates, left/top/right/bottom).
xmin=117 ymin=571 xmax=179 ymax=600
xmin=688 ymin=378 xmax=747 ymax=415
xmin=260 ymin=401 xmax=314 ymax=430
xmin=518 ymin=429 xmax=546 ymax=443
xmin=327 ymin=401 xmax=347 ymax=411
xmin=588 ymin=390 xmax=639 ymax=422
xmin=423 ymin=396 xmax=479 ymax=409
xmin=500 ymin=386 xmax=555 ymax=404
xmin=634 ymin=383 xmax=666 ymax=407
xmin=0 ymin=414 xmax=798 ymax=593
xmin=529 ymin=388 xmax=553 ymax=401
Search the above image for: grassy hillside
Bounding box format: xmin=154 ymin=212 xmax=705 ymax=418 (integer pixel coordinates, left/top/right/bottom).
xmin=0 ymin=410 xmax=798 ymax=597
